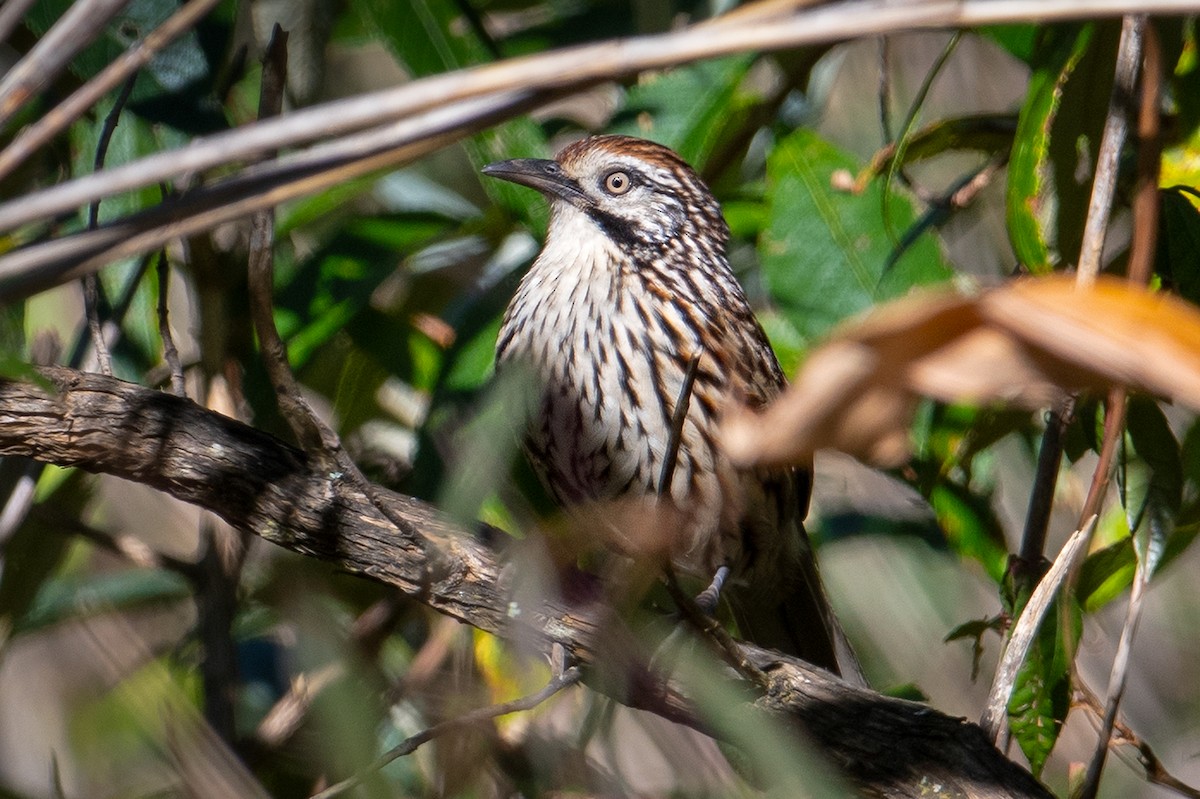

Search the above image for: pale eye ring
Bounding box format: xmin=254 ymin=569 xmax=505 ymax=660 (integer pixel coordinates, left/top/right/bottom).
xmin=604 ymin=171 xmax=632 ymax=195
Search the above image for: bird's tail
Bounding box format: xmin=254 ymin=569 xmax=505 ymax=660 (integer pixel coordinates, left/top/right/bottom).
xmin=729 ymin=530 xmax=867 ymax=687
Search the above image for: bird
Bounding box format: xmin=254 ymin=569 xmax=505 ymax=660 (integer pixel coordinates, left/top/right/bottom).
xmin=485 ymin=134 xmax=861 ymax=681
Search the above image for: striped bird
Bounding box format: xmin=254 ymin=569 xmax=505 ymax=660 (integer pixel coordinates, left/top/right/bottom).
xmin=487 ymin=135 xmax=861 ymax=680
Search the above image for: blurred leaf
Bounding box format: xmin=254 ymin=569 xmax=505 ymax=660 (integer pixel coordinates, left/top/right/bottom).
xmin=611 ymin=55 xmax=754 ymax=167
xmin=1007 ymin=595 xmax=1078 ymax=777
xmin=722 ymin=197 xmax=767 ymax=240
xmin=442 ymin=313 xmax=502 ymax=392
xmin=0 ymin=470 xmax=93 ymax=646
xmin=946 ymin=615 xmax=1003 ymax=681
xmin=1163 ymin=18 xmax=1200 ymax=144
xmin=72 ymin=656 xmax=203 ymax=778
xmin=438 ymin=363 xmax=536 ymax=526
xmin=930 ymin=482 xmax=1009 ymax=582
xmin=860 ymin=114 xmax=1017 ymax=186
xmin=924 ymin=404 xmax=1031 ymax=483
xmin=1077 ymin=534 xmax=1136 ymax=611
xmin=1183 ymin=416 xmax=1200 ymax=503
xmin=758 ymin=308 xmax=805 ymax=376
xmin=1119 ymin=397 xmax=1182 ymax=538
xmin=0 ymin=302 xmax=41 ymax=381
xmin=26 ymin=0 xmax=229 ymax=133
xmin=359 ymin=0 xmax=549 ymax=226
xmin=985 ymin=24 xmax=1041 ymax=63
xmin=671 ymin=636 xmax=851 ymax=797
xmin=760 ymin=128 xmax=951 ymax=343
xmin=1079 ymin=512 xmax=1199 ymax=612
xmin=1156 ymin=186 xmax=1200 ymax=305
xmin=1006 ymin=23 xmax=1118 ymax=272
xmin=359 ymin=0 xmax=491 ymax=76
xmin=275 ymin=213 xmax=454 ymax=368
xmin=0 ymin=507 xmax=67 ymax=644
xmin=882 ymin=683 xmax=929 ymax=702
xmin=17 ymin=568 xmax=190 ymax=634
xmin=725 ymin=276 xmax=1200 ymax=469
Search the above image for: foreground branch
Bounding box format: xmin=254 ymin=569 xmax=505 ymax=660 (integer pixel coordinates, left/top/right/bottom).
xmin=0 ymin=367 xmax=1052 ymax=799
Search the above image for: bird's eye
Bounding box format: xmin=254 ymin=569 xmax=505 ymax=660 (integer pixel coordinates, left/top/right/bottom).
xmin=603 ymin=171 xmax=632 ymax=195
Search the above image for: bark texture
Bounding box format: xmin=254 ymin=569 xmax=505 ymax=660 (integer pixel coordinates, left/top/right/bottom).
xmin=0 ymin=367 xmax=1053 ymax=799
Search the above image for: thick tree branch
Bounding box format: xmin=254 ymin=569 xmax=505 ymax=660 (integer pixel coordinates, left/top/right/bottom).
xmin=0 ymin=367 xmax=1052 ymax=799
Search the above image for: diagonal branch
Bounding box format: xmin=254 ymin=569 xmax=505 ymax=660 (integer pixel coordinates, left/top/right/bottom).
xmin=0 ymin=366 xmax=1054 ymax=799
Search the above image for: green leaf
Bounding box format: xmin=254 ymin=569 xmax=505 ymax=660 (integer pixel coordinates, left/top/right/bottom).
xmin=610 ymin=56 xmax=755 ymax=167
xmin=757 ymin=309 xmax=805 ymax=377
xmin=1006 ymin=23 xmax=1120 ymax=273
xmin=929 ymin=481 xmax=1009 ymax=583
xmin=1007 ymin=596 xmax=1080 ymax=777
xmin=1120 ymin=397 xmax=1181 ymax=577
xmin=1156 ymin=187 xmax=1200 ymax=305
xmin=359 ymin=0 xmax=491 ymax=78
xmin=862 ymin=114 xmax=1017 ymax=182
xmin=760 ymin=128 xmax=951 ymax=343
xmin=946 ymin=615 xmax=1004 ymax=681
xmin=1182 ymin=416 xmax=1200 ymax=504
xmin=274 ymin=213 xmax=454 ymax=369
xmin=1078 ymin=515 xmax=1199 ymax=612
xmin=16 ymin=569 xmax=190 ymax=635
xmin=26 ymin=0 xmax=229 ymax=133
xmin=1077 ymin=535 xmax=1136 ymax=612
xmin=985 ymin=24 xmax=1041 ymax=64
xmin=358 ymin=0 xmax=549 ymax=227
xmin=0 ymin=301 xmax=37 ymax=381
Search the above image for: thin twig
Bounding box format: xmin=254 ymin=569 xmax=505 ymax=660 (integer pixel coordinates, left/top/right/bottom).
xmin=87 ymin=76 xmax=138 ymax=230
xmin=0 ymin=0 xmax=132 ymax=125
xmin=309 ymin=666 xmax=582 ymax=799
xmin=1125 ymin=22 xmax=1162 ymax=287
xmin=156 ymin=250 xmax=187 ymax=397
xmin=980 ymin=517 xmax=1096 ymax=740
xmin=1076 ymin=15 xmax=1146 ymax=285
xmin=657 ymin=352 xmax=702 ymax=497
xmin=1074 ymin=22 xmax=1162 ymax=799
xmin=80 ymin=275 xmax=111 ymax=375
xmin=1075 ymin=681 xmax=1200 ymax=798
xmin=0 ymin=0 xmax=225 ymax=183
xmin=28 ymin=503 xmax=196 ymax=576
xmin=256 ymin=597 xmax=410 ymax=749
xmin=242 ymin=27 xmax=443 ymax=572
xmin=82 ymin=74 xmax=137 ymax=378
xmin=652 ymin=350 xmax=768 ymax=686
xmin=1075 ymin=558 xmax=1151 ymax=799
xmin=0 ymin=243 xmax=152 ymax=547
xmin=0 ymin=89 xmax=546 ymax=301
xmin=1 ymin=0 xmax=1196 ymax=239
xmin=1079 ymin=387 xmax=1129 ymax=527
xmin=1017 ymin=399 xmax=1075 ymax=570
xmin=0 ymin=0 xmax=40 ymax=44
xmin=948 ymin=152 xmax=1008 ymax=209
xmin=881 ymin=30 xmax=963 ymax=236
xmin=246 ymin=26 xmax=329 ymax=452
xmin=877 ymin=36 xmax=893 ymax=143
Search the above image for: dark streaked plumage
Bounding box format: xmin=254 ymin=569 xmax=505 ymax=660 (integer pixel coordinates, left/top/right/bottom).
xmin=487 ymin=135 xmax=860 ymax=679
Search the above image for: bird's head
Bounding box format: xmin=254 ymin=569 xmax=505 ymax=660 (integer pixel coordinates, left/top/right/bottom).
xmin=483 ymin=135 xmax=729 ymax=253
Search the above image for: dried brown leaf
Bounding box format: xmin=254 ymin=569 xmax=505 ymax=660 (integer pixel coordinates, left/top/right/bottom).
xmin=725 ymin=276 xmax=1200 ymax=467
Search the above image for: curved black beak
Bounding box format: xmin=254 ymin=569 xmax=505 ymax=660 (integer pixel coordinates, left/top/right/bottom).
xmin=482 ymin=158 xmax=591 ymax=208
